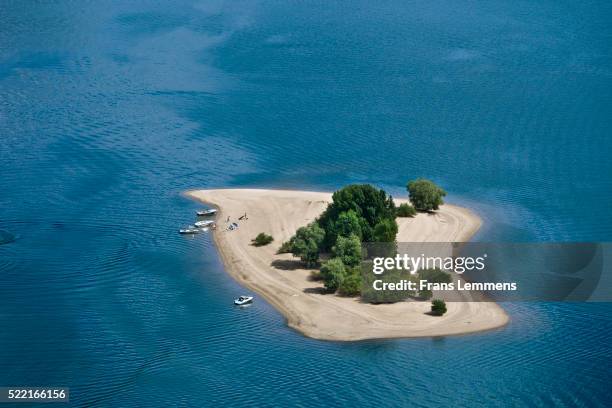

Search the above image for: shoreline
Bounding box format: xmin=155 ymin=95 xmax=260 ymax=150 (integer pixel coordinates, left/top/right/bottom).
xmin=185 ymin=188 xmax=509 ymax=341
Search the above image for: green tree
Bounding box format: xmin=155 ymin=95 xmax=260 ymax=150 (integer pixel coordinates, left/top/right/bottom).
xmin=332 ymin=234 xmax=362 ymax=267
xmin=406 ymin=179 xmax=446 ymax=211
xmin=333 ymin=210 xmax=363 ymax=239
xmin=251 ymin=232 xmax=274 ymax=246
xmin=431 ymin=299 xmax=447 ymax=316
xmin=373 ymin=218 xmax=398 ymax=242
xmin=277 ymin=240 xmax=293 ymax=254
xmin=338 ymin=268 xmax=362 ymax=296
xmin=291 ymin=223 xmax=325 ymax=267
xmin=319 ymin=258 xmax=346 ymax=292
xmin=318 ymin=184 xmax=396 ymax=248
xmin=396 ymin=203 xmax=417 ymax=217
xmin=361 ymin=261 xmax=414 ymax=303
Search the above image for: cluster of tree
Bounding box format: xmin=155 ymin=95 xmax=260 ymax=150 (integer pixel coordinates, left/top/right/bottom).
xmin=252 ymin=232 xmax=274 ymax=247
xmin=318 ymin=234 xmax=363 ymax=295
xmin=360 ymin=267 xmax=451 ymax=303
xmin=281 ymin=180 xmax=448 ymax=300
xmin=317 ymin=184 xmax=397 ymax=250
xmin=282 ymin=184 xmax=398 ymax=295
xmin=319 ymin=258 xmax=361 ymax=296
xmin=361 ymin=261 xmax=414 ymax=303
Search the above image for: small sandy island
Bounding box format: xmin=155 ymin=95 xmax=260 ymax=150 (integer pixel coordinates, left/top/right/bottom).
xmin=186 ymin=189 xmax=508 ymax=341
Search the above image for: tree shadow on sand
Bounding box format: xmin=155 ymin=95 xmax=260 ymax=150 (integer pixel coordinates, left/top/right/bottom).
xmin=303 ymin=287 xmax=329 ymax=295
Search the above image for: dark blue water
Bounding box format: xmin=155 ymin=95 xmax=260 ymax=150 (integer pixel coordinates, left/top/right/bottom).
xmin=2 ymin=1 xmax=612 ymax=406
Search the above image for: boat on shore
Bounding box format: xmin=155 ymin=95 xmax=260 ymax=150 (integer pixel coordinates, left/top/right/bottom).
xmin=194 ymin=220 xmax=215 ymax=228
xmin=234 ymin=296 xmax=254 ymax=306
xmin=197 ymin=208 xmax=218 ymax=216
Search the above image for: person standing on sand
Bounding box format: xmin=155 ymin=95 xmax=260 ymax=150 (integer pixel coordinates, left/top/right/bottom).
xmin=226 ymin=216 xmax=230 ymax=223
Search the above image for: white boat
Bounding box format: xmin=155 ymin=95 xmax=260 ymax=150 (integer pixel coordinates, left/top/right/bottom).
xmin=194 ymin=220 xmax=215 ymax=228
xmin=179 ymin=228 xmax=200 ymax=234
xmin=234 ymin=296 xmax=254 ymax=305
xmin=197 ymin=208 xmax=218 ymax=216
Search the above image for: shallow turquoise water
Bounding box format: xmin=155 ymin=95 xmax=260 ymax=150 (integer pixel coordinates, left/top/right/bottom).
xmin=1 ymin=1 xmax=612 ymax=406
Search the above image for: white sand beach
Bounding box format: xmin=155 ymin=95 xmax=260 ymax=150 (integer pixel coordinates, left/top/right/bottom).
xmin=186 ymin=188 xmax=508 ymax=341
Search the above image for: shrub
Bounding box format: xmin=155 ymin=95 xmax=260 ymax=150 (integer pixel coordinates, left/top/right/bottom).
xmin=406 ymin=179 xmax=446 ymax=211
xmin=291 ymin=223 xmax=325 ymax=267
xmin=333 ymin=210 xmax=363 ymax=240
xmin=431 ymin=299 xmax=447 ymax=316
xmin=361 ymin=261 xmax=415 ymax=303
xmin=332 ymin=234 xmax=362 ymax=267
xmin=418 ymin=289 xmax=433 ymax=300
xmin=252 ymin=233 xmax=274 ymax=247
xmin=319 ymin=258 xmax=346 ymax=292
xmin=417 ymin=268 xmax=451 ymax=299
xmin=277 ymin=240 xmax=293 ymax=254
xmin=396 ymin=203 xmax=417 ymax=217
xmin=418 ymin=268 xmax=452 ymax=284
xmin=373 ymin=218 xmax=398 ymax=243
xmin=338 ymin=269 xmax=362 ymax=296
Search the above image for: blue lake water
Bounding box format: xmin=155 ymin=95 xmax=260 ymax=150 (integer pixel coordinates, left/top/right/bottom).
xmin=1 ymin=1 xmax=612 ymax=406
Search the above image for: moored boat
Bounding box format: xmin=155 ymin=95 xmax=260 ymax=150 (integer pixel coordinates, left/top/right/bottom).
xmin=194 ymin=220 xmax=215 ymax=228
xmin=197 ymin=208 xmax=218 ymax=216
xmin=234 ymin=296 xmax=254 ymax=306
